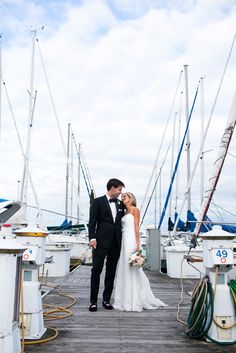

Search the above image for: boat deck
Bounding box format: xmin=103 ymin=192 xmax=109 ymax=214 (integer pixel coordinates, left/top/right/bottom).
xmin=25 ymin=265 xmax=231 ymax=353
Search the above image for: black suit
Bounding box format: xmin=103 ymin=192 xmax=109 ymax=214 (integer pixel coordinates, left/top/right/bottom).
xmin=88 ymin=195 xmax=125 ymax=303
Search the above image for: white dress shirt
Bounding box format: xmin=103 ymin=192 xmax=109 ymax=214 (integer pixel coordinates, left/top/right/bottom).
xmin=106 ymin=194 xmax=117 ymax=222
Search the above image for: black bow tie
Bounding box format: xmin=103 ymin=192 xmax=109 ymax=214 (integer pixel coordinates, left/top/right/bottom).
xmin=109 ymin=198 xmax=118 ymax=203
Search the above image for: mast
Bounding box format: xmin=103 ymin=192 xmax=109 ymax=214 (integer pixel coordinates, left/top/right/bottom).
xmin=158 ymin=83 xmax=199 ymax=231
xmin=200 ymin=77 xmax=205 ymax=204
xmin=65 ymin=123 xmax=71 ymax=221
xmin=0 ymin=34 xmax=2 ymax=140
xmin=70 ymin=130 xmax=74 ymax=222
xmin=168 ymin=111 xmax=177 ymax=232
xmin=77 ymin=143 xmax=81 ymax=222
xmin=20 ymin=30 xmax=37 ymax=215
xmin=159 ymin=167 xmax=162 ymax=222
xmin=184 ymin=64 xmax=191 ymax=211
xmin=174 ymin=91 xmax=183 ymax=213
xmin=140 ymin=70 xmax=183 ymax=214
xmin=154 ymin=165 xmax=157 ymax=228
xmin=194 ymin=90 xmax=236 ymax=236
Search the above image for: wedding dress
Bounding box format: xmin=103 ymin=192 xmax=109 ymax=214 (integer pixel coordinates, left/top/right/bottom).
xmin=113 ymin=213 xmax=167 ymax=312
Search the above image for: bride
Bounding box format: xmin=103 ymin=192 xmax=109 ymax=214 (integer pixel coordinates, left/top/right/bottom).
xmin=113 ymin=192 xmax=167 ymax=312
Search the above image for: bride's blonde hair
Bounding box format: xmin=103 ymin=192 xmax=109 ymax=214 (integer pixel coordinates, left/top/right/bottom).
xmin=126 ymin=192 xmax=137 ymax=207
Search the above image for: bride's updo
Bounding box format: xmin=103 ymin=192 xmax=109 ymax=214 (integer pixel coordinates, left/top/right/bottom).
xmin=126 ymin=192 xmax=137 ymax=207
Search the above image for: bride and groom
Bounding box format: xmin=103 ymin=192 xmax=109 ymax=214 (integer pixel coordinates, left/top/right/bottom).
xmin=88 ymin=178 xmax=167 ymax=312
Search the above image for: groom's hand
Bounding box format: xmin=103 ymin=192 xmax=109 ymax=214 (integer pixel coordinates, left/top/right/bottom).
xmin=89 ymin=239 xmax=97 ymax=249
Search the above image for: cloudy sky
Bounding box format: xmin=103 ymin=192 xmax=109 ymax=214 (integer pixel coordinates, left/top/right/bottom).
xmin=0 ymin=0 xmax=236 ymax=230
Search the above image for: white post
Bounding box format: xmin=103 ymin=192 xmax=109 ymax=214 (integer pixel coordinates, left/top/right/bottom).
xmin=15 ymin=226 xmax=48 ymax=340
xmin=201 ymin=228 xmax=236 ymax=343
xmin=0 ymin=239 xmax=26 ymax=353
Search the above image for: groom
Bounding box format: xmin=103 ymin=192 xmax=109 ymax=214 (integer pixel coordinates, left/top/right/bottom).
xmin=88 ymin=178 xmax=125 ymax=312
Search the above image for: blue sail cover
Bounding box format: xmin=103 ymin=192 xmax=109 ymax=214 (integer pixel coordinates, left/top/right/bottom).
xmin=168 ymin=217 xmax=174 ymax=231
xmin=200 ymin=215 xmax=212 ymax=233
xmin=0 ymin=198 xmax=8 ymax=202
xmin=186 ymin=211 xmax=213 ymax=233
xmin=186 ymin=210 xmax=197 ymax=232
xmin=222 ymin=224 xmax=236 ymax=233
xmin=59 ymin=219 xmax=72 ymax=230
xmin=174 ymin=212 xmax=187 ymax=231
xmin=174 ymin=211 xmax=212 ymax=233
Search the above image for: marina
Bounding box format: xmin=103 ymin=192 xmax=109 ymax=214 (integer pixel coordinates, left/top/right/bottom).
xmin=22 ymin=265 xmax=232 ymax=353
xmin=1 ymin=3 xmax=236 ymax=353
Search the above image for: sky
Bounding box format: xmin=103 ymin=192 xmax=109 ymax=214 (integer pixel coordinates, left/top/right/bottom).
xmin=0 ymin=0 xmax=236 ymax=230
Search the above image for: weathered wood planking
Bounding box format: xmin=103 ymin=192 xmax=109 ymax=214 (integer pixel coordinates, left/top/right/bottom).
xmin=24 ymin=265 xmax=232 ymax=353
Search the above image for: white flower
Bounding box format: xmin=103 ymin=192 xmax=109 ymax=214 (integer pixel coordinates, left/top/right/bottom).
xmin=128 ymin=251 xmax=145 ymax=268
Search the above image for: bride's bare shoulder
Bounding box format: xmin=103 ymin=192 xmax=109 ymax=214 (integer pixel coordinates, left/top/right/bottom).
xmin=131 ymin=206 xmax=140 ymax=216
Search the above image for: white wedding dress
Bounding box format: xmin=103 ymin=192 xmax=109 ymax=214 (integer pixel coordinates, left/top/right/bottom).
xmin=113 ymin=213 xmax=167 ymax=312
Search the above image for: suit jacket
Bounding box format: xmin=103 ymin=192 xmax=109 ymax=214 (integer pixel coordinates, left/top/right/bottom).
xmin=88 ymin=195 xmax=125 ymax=249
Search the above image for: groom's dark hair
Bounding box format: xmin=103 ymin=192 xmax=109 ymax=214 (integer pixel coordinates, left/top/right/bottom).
xmin=106 ymin=178 xmax=125 ymax=191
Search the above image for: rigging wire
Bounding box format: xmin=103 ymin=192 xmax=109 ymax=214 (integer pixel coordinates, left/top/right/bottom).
xmin=173 ymin=30 xmax=236 ymax=236
xmin=140 ymin=143 xmax=171 ymax=227
xmin=207 ymin=205 xmax=225 ymax=221
xmin=194 ymin=91 xmax=236 ymax=237
xmin=81 ymin=147 xmax=95 ymax=195
xmin=140 ymin=70 xmax=183 ymax=213
xmin=190 ymin=202 xmax=212 ymax=232
xmin=174 ymin=91 xmax=183 ymax=213
xmin=2 ymin=81 xmax=46 ymax=228
xmin=71 ymin=128 xmax=95 ymax=198
xmin=210 ymin=201 xmax=236 ymax=218
xmin=158 ymin=81 xmax=200 ymax=230
xmin=27 ymin=204 xmax=80 ymax=221
xmin=36 ymin=36 xmax=83 ymax=216
xmin=168 ymin=111 xmax=178 ymax=225
xmin=71 ymin=132 xmax=90 ymax=196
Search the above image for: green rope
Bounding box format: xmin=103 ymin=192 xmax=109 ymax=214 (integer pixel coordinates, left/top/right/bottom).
xmin=186 ymin=276 xmax=236 ymax=345
xmin=229 ymin=279 xmax=236 ymax=304
xmin=187 ymin=276 xmax=213 ymax=339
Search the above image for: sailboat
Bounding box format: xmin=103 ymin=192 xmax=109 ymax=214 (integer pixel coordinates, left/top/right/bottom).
xmin=1 ymin=30 xmax=93 ymax=274
xmin=45 ymin=123 xmax=94 ymax=271
xmin=142 ymin=50 xmax=236 ymax=278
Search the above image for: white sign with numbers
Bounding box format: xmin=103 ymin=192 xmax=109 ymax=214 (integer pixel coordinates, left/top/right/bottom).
xmin=22 ymin=246 xmax=37 ymax=261
xmin=212 ymin=248 xmax=234 ymax=265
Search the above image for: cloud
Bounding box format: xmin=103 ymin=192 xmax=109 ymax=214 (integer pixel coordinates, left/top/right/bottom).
xmin=0 ymin=0 xmax=236 ymax=229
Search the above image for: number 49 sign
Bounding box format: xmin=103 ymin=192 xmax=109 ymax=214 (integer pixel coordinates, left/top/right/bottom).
xmin=212 ymin=248 xmax=234 ymax=265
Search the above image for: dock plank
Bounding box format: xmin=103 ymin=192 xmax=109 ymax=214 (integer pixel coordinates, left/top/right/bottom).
xmin=24 ymin=265 xmax=232 ymax=353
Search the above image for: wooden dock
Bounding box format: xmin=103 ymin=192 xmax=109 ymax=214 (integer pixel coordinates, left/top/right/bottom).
xmin=25 ymin=265 xmax=231 ymax=353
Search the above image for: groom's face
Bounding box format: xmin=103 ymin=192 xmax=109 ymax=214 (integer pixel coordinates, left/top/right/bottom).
xmin=110 ymin=186 xmax=123 ymax=198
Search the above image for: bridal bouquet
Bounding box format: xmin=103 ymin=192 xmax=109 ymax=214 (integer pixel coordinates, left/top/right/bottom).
xmin=128 ymin=251 xmax=145 ymax=268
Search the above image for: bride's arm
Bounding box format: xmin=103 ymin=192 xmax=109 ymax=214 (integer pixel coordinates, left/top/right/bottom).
xmin=133 ymin=207 xmax=140 ymax=252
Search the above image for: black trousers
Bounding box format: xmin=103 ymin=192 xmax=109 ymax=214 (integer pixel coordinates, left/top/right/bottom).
xmin=90 ymin=242 xmax=120 ymax=304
